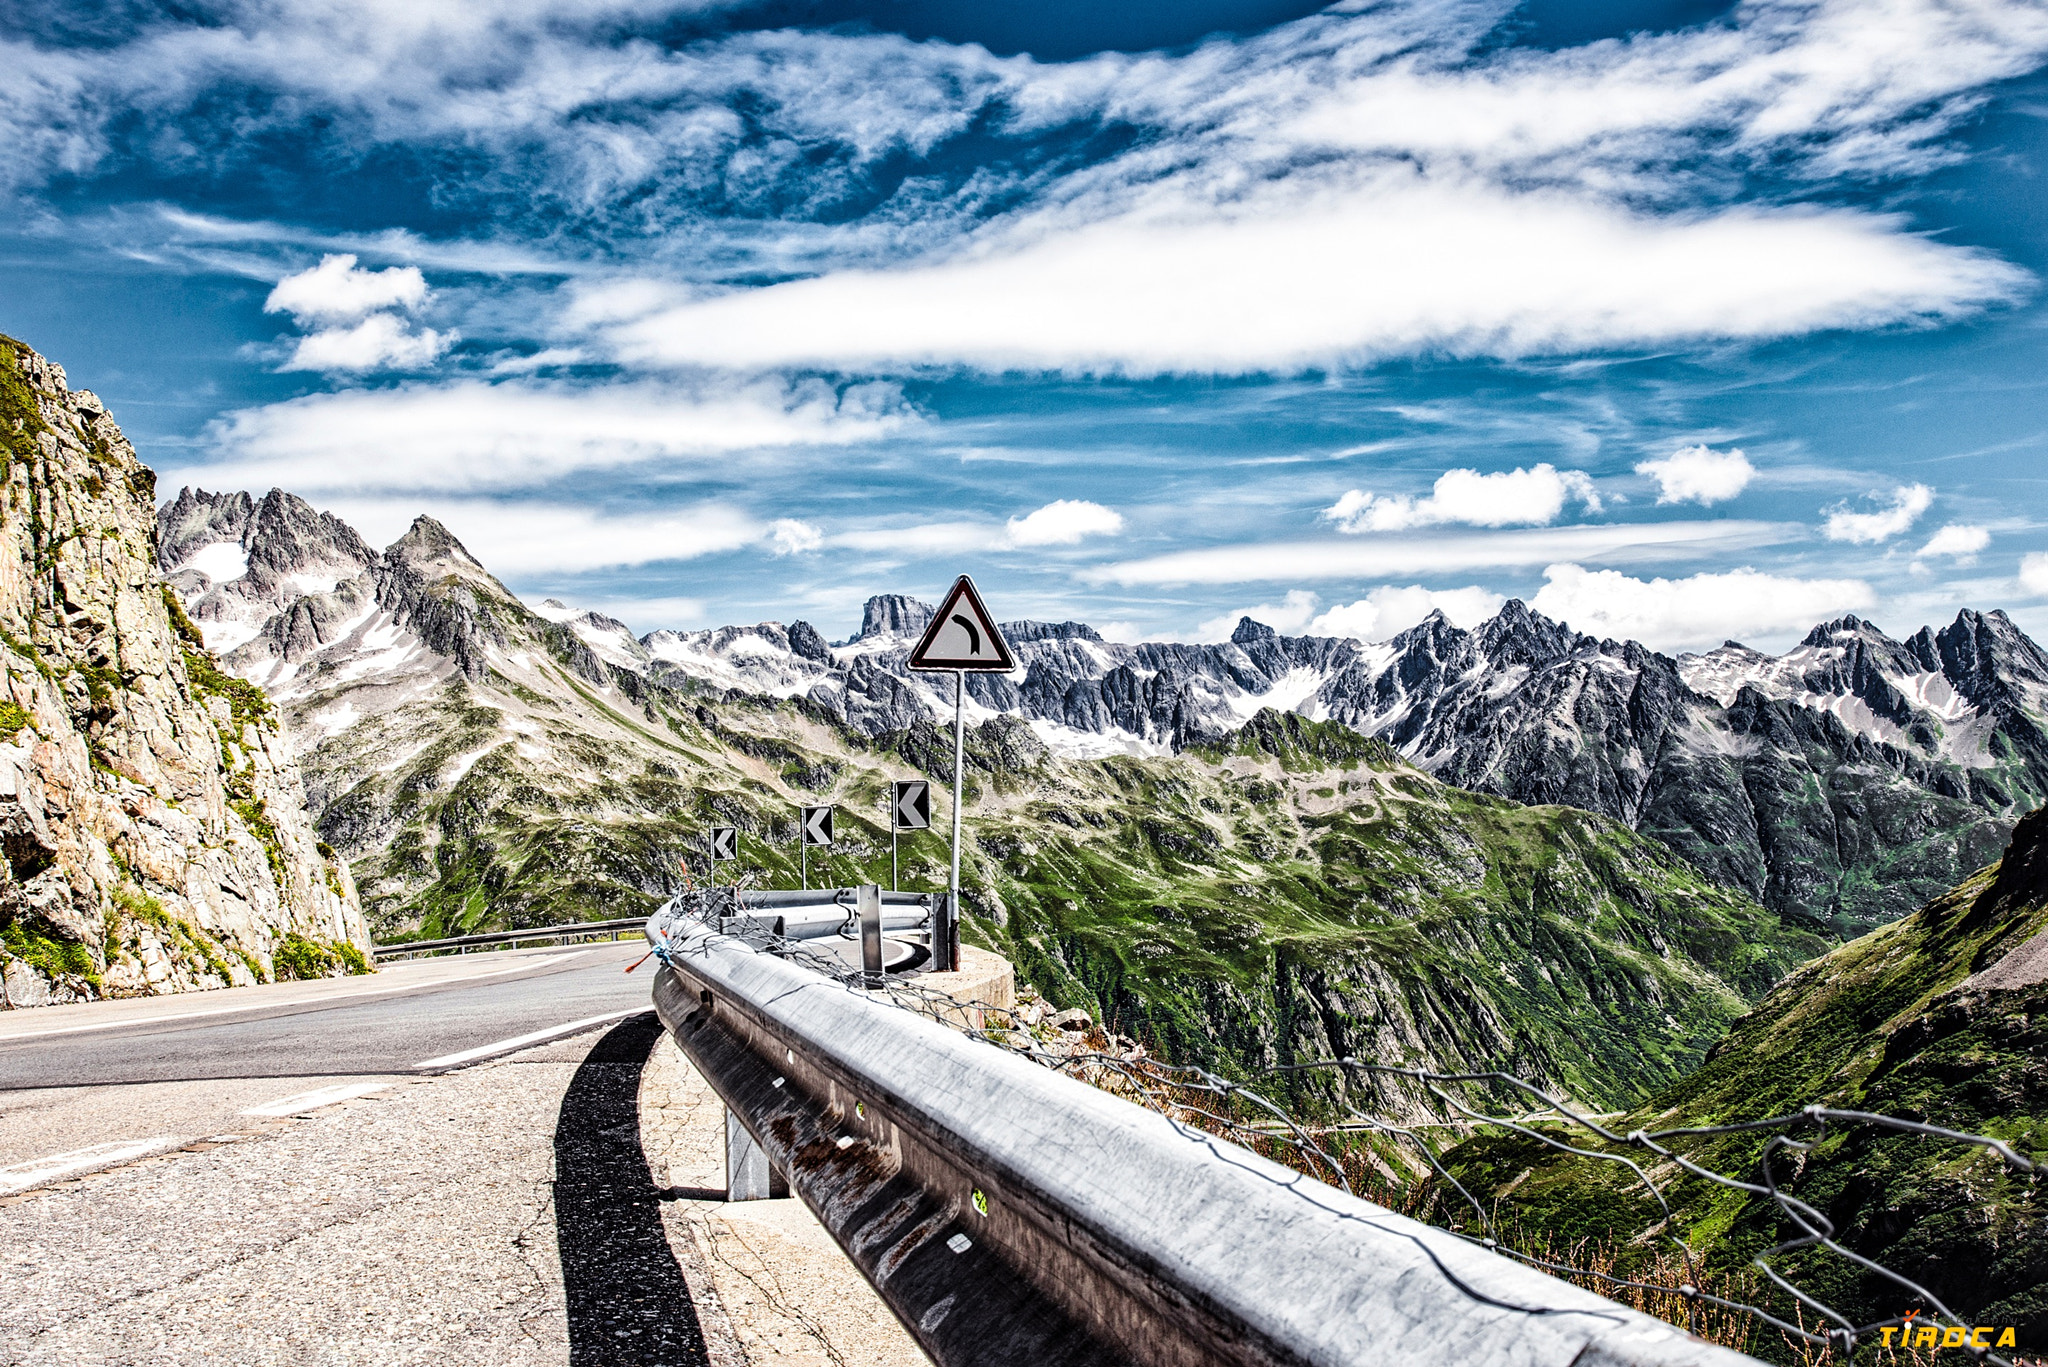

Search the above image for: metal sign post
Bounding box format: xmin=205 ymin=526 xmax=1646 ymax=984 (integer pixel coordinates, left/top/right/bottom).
xmin=906 ymin=575 xmax=1014 ymax=973
xmin=892 ymin=780 xmax=930 ymax=891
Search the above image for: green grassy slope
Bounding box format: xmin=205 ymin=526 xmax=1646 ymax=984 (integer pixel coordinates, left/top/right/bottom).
xmin=1422 ymin=807 xmax=2048 ymax=1354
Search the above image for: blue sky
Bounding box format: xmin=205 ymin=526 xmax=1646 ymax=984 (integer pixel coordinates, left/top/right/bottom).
xmin=4 ymin=0 xmax=2047 ymax=651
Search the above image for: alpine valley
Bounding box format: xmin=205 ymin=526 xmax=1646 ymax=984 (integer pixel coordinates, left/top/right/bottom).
xmin=139 ymin=480 xmax=2048 ymax=1105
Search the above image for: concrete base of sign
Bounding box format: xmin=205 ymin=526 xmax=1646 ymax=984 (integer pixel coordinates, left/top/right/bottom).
xmin=910 ymin=945 xmax=1015 ymax=1030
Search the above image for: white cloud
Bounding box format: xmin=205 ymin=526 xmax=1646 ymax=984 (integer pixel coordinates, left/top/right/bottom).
xmin=2020 ymin=552 xmax=2048 ymax=598
xmin=265 ymin=254 xmax=428 ymax=326
xmin=1529 ymin=563 xmax=1874 ymax=652
xmin=829 ymin=500 xmax=1124 ymax=555
xmin=280 ymin=312 xmax=455 ymax=373
xmin=611 ymin=178 xmax=2026 ymax=376
xmin=1307 ymin=585 xmax=1507 ymax=641
xmin=1325 ymin=464 xmax=1598 ymax=533
xmin=1089 ymin=519 xmax=1799 ymax=586
xmin=1917 ymin=523 xmax=1990 ymax=564
xmin=770 ymin=518 xmax=823 ymax=555
xmin=324 ymin=497 xmax=763 ymax=576
xmin=1821 ymin=483 xmax=1935 ymax=544
xmin=1636 ymin=445 xmax=1754 ymax=506
xmin=187 ymin=376 xmax=914 ymax=495
xmin=1005 ymin=499 xmax=1124 ymax=546
xmin=264 ymin=253 xmax=451 ymax=373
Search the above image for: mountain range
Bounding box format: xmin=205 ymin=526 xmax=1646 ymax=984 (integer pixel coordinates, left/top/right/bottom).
xmin=161 ymin=485 xmax=2048 ymax=936
xmin=141 ymin=484 xmax=1859 ymax=1105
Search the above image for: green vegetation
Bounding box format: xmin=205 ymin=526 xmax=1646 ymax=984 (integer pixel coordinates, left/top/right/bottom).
xmin=0 ymin=699 xmax=30 ymax=737
xmin=273 ymin=932 xmax=371 ymax=981
xmin=162 ymin=585 xmax=205 ymax=648
xmin=108 ymin=882 xmax=235 ymax=985
xmin=334 ymin=677 xmax=1817 ymax=1106
xmin=184 ymin=648 xmax=274 ymax=728
xmin=2 ymin=915 xmax=99 ymax=990
xmin=1413 ymin=808 xmax=2048 ymax=1360
xmin=223 ymin=767 xmax=289 ymax=885
xmin=0 ymin=336 xmax=49 ymax=466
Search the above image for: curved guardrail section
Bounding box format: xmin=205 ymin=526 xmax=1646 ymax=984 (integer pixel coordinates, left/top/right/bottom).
xmin=646 ymin=907 xmax=1764 ymax=1367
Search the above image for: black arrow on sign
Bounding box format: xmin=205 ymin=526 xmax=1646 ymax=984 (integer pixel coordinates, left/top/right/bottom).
xmin=950 ymin=613 xmax=981 ymax=654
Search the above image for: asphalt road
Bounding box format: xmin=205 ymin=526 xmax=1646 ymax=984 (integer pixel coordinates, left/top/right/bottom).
xmin=0 ymin=941 xmax=655 ymax=1090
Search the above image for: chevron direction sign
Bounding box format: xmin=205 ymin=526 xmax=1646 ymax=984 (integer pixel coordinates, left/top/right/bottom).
xmin=800 ymin=804 xmax=834 ymax=846
xmin=893 ymin=781 xmax=930 ymax=831
xmin=709 ymin=826 xmax=737 ymax=861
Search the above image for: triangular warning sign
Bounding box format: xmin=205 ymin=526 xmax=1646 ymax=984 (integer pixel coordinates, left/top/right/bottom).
xmin=907 ymin=575 xmax=1015 ymax=672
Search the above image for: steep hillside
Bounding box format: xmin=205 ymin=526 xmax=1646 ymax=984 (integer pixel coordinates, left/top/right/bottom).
xmin=1426 ymin=808 xmax=2048 ymax=1354
xmin=0 ymin=339 xmax=365 ymax=1007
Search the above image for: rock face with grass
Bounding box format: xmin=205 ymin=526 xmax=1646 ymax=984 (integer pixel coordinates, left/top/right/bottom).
xmin=0 ymin=337 xmax=366 ymax=1007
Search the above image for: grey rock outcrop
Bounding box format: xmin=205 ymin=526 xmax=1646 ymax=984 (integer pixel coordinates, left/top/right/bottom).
xmin=0 ymin=338 xmax=367 ymax=1005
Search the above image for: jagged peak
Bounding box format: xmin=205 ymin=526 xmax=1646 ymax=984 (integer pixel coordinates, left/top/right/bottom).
xmin=856 ymin=594 xmax=935 ymax=641
xmin=1230 ymin=617 xmax=1278 ymax=646
xmin=1798 ymin=613 xmax=1902 ymax=649
xmin=386 ymin=515 xmax=484 ymax=570
xmin=1475 ymin=598 xmax=1580 ymax=664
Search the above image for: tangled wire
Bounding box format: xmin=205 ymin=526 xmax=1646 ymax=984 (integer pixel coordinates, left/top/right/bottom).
xmin=651 ymin=892 xmax=2039 ymax=1366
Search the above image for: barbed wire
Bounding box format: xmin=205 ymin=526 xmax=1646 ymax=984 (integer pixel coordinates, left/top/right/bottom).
xmin=650 ymin=893 xmax=2039 ymax=1367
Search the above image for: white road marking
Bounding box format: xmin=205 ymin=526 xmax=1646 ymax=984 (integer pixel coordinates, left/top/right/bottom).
xmin=241 ymin=1082 xmax=393 ymax=1117
xmin=0 ymin=1136 xmax=185 ymax=1196
xmin=412 ymin=1008 xmax=643 ymax=1071
xmin=0 ymin=949 xmax=598 ymax=1043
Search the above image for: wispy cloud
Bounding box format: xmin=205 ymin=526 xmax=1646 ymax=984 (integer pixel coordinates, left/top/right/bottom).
xmin=831 ymin=500 xmax=1126 ymax=555
xmin=184 ymin=376 xmax=915 ymax=495
xmin=326 ymin=497 xmax=763 ymax=575
xmin=1821 ymin=483 xmax=1935 ymax=544
xmin=1916 ymin=523 xmax=1990 ymax=565
xmin=7 ymin=0 xmax=2042 ymax=376
xmin=1089 ymin=520 xmax=1801 ymax=586
xmin=1197 ymin=583 xmax=1505 ymax=642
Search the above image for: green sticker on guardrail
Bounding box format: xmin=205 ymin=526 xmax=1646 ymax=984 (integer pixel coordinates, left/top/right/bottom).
xmin=971 ymin=1188 xmax=989 ymax=1217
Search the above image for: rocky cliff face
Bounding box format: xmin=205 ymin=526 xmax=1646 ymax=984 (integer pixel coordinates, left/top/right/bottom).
xmin=0 ymin=338 xmax=366 ymax=1007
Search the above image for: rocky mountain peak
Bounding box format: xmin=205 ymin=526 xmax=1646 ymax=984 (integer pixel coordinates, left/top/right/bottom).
xmin=243 ymin=489 xmax=377 ymax=577
xmin=157 ymin=487 xmax=255 ymax=566
xmin=1474 ymin=598 xmax=1580 ymax=667
xmin=1799 ymin=613 xmax=1895 ymax=649
xmin=857 ymin=594 xmax=935 ymax=641
xmin=788 ymin=619 xmax=833 ymax=662
xmin=1230 ymin=617 xmax=1277 ymax=646
xmin=386 ymin=515 xmax=482 ymax=571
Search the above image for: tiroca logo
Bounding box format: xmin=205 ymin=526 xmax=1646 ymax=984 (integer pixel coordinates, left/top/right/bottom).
xmin=1879 ymin=1310 xmax=2021 ymax=1353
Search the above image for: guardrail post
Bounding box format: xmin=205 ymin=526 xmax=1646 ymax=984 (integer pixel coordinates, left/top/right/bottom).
xmin=932 ymin=891 xmax=957 ymax=972
xmin=859 ymin=884 xmax=883 ymax=981
xmin=724 ymin=1108 xmax=786 ymax=1201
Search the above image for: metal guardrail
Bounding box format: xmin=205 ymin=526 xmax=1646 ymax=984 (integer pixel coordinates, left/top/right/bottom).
xmin=646 ymin=908 xmax=1764 ymax=1367
xmin=372 ymin=917 xmax=653 ymax=959
xmin=371 ymin=889 xmax=944 ymax=961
